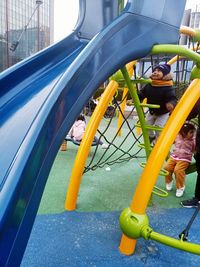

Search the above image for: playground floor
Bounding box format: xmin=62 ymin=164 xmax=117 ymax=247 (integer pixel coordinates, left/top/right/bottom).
xmin=20 ymin=118 xmax=200 ymax=266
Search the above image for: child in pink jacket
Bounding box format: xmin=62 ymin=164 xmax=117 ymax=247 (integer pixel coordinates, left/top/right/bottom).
xmin=68 ymin=114 xmax=108 ymax=148
xmin=69 ymin=114 xmax=86 ymax=141
xmin=164 ymin=122 xmax=196 ymax=197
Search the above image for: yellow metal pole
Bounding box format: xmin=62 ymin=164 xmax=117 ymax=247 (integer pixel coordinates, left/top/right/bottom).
xmin=119 ymin=79 xmax=200 ymax=254
xmin=65 ymin=80 xmax=119 ymax=210
xmin=168 ymin=26 xmax=200 ymax=65
xmin=126 ymin=61 xmax=137 ymax=74
xmin=117 ymin=87 xmax=129 ymax=136
xmin=131 ymin=79 xmax=200 ymax=213
xmin=180 ymin=25 xmax=196 ymax=37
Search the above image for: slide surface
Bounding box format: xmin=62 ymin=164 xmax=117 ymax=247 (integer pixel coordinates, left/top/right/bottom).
xmin=0 ymin=0 xmax=186 ymax=266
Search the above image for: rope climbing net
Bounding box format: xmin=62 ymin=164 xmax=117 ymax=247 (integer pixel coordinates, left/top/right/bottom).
xmin=84 ymin=94 xmax=146 ymax=173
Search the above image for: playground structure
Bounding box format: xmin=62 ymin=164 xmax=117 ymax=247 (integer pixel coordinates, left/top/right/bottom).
xmin=65 ymin=34 xmax=200 ymax=255
xmin=1 ymin=0 xmax=200 ymax=266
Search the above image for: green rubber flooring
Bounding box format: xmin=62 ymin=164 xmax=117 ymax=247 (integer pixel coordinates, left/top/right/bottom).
xmin=38 ymin=117 xmax=197 ymax=215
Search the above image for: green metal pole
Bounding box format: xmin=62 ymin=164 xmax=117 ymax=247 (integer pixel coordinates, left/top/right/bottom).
xmin=151 ymin=44 xmax=200 ymax=63
xmin=118 ymin=0 xmax=125 ymax=14
xmin=149 ymin=231 xmax=200 ymax=255
xmin=121 ymin=66 xmax=151 ymax=158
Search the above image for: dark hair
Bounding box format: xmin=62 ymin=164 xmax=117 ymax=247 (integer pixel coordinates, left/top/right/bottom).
xmin=179 ymin=122 xmax=196 ymax=137
xmin=76 ymin=114 xmax=85 ymax=122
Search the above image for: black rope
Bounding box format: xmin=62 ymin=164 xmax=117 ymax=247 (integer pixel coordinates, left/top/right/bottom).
xmin=183 ymin=59 xmax=189 ymax=85
xmin=150 ymin=55 xmax=154 ymax=73
xmin=84 ymin=94 xmax=145 ymax=173
xmin=174 ymin=54 xmax=180 ymax=97
xmin=84 ymin=120 xmax=144 ymax=172
xmin=179 ymin=203 xmax=200 ymax=241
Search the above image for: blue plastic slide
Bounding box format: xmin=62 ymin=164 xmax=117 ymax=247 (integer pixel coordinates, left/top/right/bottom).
xmin=0 ymin=0 xmax=186 ymax=266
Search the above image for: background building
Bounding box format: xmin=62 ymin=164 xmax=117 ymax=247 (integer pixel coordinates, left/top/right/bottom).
xmin=179 ymin=9 xmax=191 ymax=45
xmin=137 ymin=7 xmax=200 ymax=86
xmin=190 ymin=11 xmax=200 ymax=28
xmin=181 ymin=6 xmax=200 ymax=45
xmin=0 ymin=0 xmax=54 ymax=72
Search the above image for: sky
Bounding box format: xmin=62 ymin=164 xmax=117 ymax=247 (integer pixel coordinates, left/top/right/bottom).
xmin=186 ymin=0 xmax=200 ymax=10
xmin=54 ymin=0 xmax=200 ymax=42
xmin=54 ymin=0 xmax=79 ymax=42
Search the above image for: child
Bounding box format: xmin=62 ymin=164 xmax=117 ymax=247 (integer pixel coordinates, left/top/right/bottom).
xmin=138 ymin=63 xmax=177 ymax=143
xmin=181 ymin=99 xmax=200 ymax=207
xmin=164 ymin=122 xmax=196 ymax=197
xmin=68 ymin=114 xmax=108 ymax=148
xmin=68 ymin=114 xmax=86 ymax=142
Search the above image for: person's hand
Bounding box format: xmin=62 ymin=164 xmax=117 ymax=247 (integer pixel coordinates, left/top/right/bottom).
xmin=166 ymin=102 xmax=174 ymax=112
xmin=126 ymin=100 xmax=133 ymax=106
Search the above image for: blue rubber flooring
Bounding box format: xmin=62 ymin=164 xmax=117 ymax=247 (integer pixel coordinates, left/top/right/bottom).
xmin=21 ymin=208 xmax=200 ymax=266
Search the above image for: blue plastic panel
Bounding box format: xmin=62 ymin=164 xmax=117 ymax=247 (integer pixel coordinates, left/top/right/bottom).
xmin=77 ymin=0 xmax=120 ymax=39
xmin=125 ymin=0 xmax=186 ymax=27
xmin=0 ymin=0 xmax=186 ymax=266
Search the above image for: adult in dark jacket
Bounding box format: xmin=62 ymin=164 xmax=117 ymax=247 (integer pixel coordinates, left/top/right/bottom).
xmin=181 ymin=99 xmax=200 ymax=208
xmin=138 ymin=63 xmax=177 ymax=143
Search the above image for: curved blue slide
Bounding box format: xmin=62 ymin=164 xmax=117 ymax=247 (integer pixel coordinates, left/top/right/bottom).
xmin=0 ymin=0 xmax=186 ymax=266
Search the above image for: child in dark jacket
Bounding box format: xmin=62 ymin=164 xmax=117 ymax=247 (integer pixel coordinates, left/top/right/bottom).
xmin=138 ymin=63 xmax=177 ymax=143
xmin=164 ymin=122 xmax=196 ymax=197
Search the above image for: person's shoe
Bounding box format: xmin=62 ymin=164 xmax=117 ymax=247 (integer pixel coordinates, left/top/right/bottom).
xmin=101 ymin=143 xmax=109 ymax=149
xmin=166 ymin=181 xmax=173 ymax=191
xmin=60 ymin=140 xmax=67 ymax=151
xmin=149 ymin=136 xmax=156 ymax=144
xmin=176 ymin=186 xmax=185 ymax=197
xmin=181 ymin=197 xmax=200 ymax=208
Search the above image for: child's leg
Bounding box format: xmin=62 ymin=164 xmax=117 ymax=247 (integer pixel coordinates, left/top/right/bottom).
xmin=154 ymin=113 xmax=169 ymax=139
xmin=93 ymin=136 xmax=109 ymax=149
xmin=94 ymin=136 xmax=103 ymax=145
xmin=174 ymin=161 xmax=190 ymax=189
xmin=145 ymin=112 xmax=156 ymax=138
xmin=60 ymin=140 xmax=67 ymax=151
xmin=164 ymin=157 xmax=176 ymax=184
